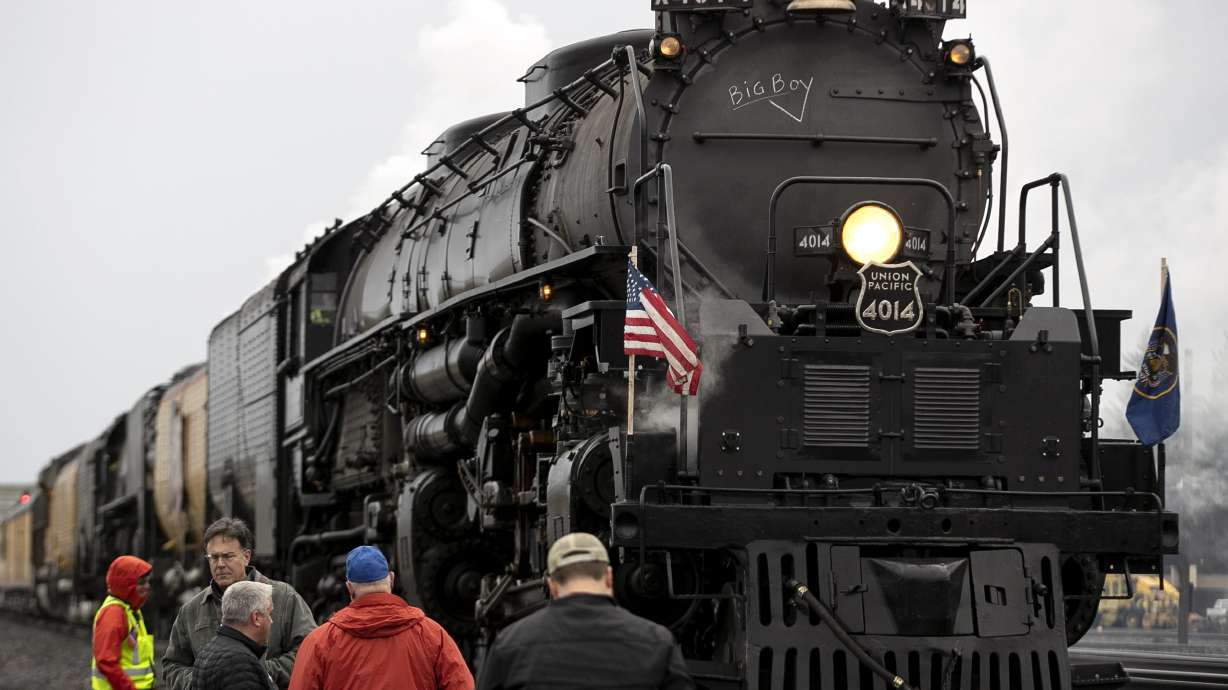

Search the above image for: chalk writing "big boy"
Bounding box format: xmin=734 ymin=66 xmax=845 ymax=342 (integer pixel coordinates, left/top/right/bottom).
xmin=728 ymin=73 xmax=814 ymax=110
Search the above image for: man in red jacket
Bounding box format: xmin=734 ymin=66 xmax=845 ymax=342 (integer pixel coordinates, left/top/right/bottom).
xmin=288 ymin=546 xmax=473 ymax=690
xmin=91 ymin=555 xmax=155 ymax=689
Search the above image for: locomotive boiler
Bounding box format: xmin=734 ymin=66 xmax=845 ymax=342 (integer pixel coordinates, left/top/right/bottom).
xmin=265 ymin=0 xmax=1177 ymax=687
xmin=1 ymin=1 xmax=1178 ymax=688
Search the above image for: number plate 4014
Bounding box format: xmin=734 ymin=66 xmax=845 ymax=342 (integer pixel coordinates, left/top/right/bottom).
xmin=854 ymin=261 xmax=926 ymax=336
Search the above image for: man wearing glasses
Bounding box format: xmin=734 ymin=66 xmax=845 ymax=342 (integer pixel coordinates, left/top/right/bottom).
xmin=161 ymin=517 xmax=316 ymax=689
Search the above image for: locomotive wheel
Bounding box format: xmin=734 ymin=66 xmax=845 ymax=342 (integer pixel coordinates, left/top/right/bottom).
xmin=1062 ymin=553 xmax=1105 ymax=645
xmin=615 ymin=553 xmax=700 ymax=630
xmin=412 ymin=468 xmax=473 ymax=541
xmin=417 ymin=541 xmax=504 ymax=637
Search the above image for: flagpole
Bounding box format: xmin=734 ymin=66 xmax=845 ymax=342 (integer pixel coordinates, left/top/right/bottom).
xmin=1161 ymin=257 xmax=1168 ymax=291
xmin=627 ymin=245 xmax=638 ymax=437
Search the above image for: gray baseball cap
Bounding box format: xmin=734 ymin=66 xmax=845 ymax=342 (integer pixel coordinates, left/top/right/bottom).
xmin=547 ymin=532 xmax=610 ymax=575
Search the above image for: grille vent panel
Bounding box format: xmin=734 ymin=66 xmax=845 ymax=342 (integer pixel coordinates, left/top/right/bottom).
xmin=802 ymin=365 xmax=870 ymax=448
xmin=748 ymin=542 xmax=1068 ymax=690
xmin=913 ymin=367 xmax=981 ymax=450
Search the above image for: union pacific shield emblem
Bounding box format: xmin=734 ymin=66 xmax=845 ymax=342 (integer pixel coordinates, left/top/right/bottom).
xmin=854 ymin=261 xmax=925 ymax=336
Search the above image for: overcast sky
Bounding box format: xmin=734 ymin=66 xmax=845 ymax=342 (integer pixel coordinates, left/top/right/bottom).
xmin=2 ymin=1 xmax=1225 ymax=485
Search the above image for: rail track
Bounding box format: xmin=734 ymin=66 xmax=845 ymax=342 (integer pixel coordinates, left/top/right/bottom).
xmin=5 ymin=606 xmax=1225 ymax=687
xmin=1072 ymin=648 xmax=1228 ymax=688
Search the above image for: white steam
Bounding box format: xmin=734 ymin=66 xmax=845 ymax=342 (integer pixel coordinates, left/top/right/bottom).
xmin=266 ymin=0 xmax=552 ymax=278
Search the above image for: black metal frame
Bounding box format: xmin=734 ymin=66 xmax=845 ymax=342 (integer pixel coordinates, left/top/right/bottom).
xmin=612 ymin=501 xmax=1177 ymax=556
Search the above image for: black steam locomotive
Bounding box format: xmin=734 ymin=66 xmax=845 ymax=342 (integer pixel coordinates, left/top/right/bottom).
xmin=4 ymin=1 xmax=1177 ymax=688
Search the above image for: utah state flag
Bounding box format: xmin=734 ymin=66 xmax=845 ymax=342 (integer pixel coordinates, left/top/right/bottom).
xmin=1126 ymin=271 xmax=1180 ymax=446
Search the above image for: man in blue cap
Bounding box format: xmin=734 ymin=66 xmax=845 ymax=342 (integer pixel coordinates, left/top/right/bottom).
xmin=288 ymin=545 xmax=473 ymax=690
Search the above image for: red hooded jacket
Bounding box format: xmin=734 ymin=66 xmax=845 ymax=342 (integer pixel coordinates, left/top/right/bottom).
xmin=288 ymin=592 xmax=473 ymax=690
xmin=92 ymin=555 xmax=153 ymax=690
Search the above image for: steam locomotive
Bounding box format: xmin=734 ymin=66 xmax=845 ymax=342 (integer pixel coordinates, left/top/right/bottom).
xmin=1 ymin=1 xmax=1178 ymax=688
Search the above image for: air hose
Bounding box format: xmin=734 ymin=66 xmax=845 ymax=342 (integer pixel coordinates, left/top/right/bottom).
xmin=785 ymin=579 xmax=916 ymax=690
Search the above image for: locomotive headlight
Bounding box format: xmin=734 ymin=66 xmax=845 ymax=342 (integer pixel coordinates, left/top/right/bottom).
xmin=839 ymin=202 xmax=904 ymax=265
xmin=786 ymin=0 xmax=856 ymax=11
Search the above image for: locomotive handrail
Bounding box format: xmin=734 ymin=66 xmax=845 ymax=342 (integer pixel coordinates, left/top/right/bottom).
xmin=369 ymin=48 xmax=643 ymax=237
xmin=1054 ymin=173 xmax=1106 ymax=494
xmin=966 ymin=174 xmax=1062 ymax=308
xmin=630 ymin=162 xmax=694 ymax=476
xmin=632 ymin=164 xmax=686 ymax=322
xmin=397 ymin=158 xmax=534 ymax=241
xmin=622 ymin=45 xmax=649 ymax=218
xmin=947 ymin=487 xmax=1161 ymax=511
xmin=960 ymin=242 xmax=1024 ymax=304
xmin=691 ymin=131 xmax=938 ymax=148
xmin=384 ymin=45 xmax=654 ymax=252
xmin=636 ymin=483 xmax=1164 ymax=513
xmin=974 ymin=233 xmax=1057 ymax=308
xmin=627 ymin=163 xmax=737 ymax=301
xmin=978 ymin=57 xmax=1011 ymax=256
xmin=763 ymin=176 xmax=958 ymax=305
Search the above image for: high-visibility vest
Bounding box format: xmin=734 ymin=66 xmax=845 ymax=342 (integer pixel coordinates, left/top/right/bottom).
xmin=91 ymin=595 xmax=155 ymax=689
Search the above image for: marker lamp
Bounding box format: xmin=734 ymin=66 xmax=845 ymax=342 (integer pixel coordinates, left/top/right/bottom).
xmin=657 ymin=36 xmax=683 ymax=59
xmin=945 ymin=40 xmax=975 ymax=67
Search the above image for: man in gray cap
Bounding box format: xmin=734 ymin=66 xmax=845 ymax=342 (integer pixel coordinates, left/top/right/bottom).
xmin=475 ymin=532 xmax=693 ymax=690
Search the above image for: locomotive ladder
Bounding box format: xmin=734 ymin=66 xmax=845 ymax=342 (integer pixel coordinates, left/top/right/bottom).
xmin=964 ymin=172 xmax=1108 ymax=495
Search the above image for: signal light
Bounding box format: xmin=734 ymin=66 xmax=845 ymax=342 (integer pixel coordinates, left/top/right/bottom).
xmin=19 ymin=492 xmax=30 ymax=505
xmin=839 ymin=202 xmax=904 ymax=265
xmin=653 ymin=34 xmax=685 ymax=69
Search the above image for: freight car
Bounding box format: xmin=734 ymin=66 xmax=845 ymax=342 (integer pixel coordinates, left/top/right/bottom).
xmin=1 ymin=367 xmax=208 ymax=634
xmin=0 ymin=494 xmax=36 ymax=613
xmin=2 ymin=1 xmax=1179 ymax=688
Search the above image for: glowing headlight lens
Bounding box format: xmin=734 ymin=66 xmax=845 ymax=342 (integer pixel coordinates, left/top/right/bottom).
xmin=657 ymin=36 xmax=683 ymax=59
xmin=947 ymin=42 xmax=973 ymax=66
xmin=840 ymin=202 xmax=904 ymax=265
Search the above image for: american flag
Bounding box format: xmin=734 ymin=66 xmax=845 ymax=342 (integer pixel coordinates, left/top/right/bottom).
xmin=624 ymin=260 xmax=702 ymax=395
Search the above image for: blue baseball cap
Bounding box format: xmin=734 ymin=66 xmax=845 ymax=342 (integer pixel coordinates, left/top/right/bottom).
xmin=346 ymin=546 xmax=389 ymax=584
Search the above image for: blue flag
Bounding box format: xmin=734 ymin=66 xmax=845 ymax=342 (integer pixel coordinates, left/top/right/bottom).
xmin=1125 ymin=273 xmax=1180 ymax=446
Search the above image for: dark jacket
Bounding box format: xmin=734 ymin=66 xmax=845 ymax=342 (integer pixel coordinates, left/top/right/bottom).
xmin=162 ymin=567 xmax=317 ymax=690
xmin=192 ymin=625 xmax=277 ymax=690
xmin=476 ymin=593 xmax=693 ymax=690
xmin=288 ymin=592 xmax=473 ymax=690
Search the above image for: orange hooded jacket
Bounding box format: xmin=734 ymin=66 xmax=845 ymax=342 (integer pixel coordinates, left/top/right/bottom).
xmin=92 ymin=555 xmax=153 ymax=690
xmin=288 ymin=592 xmax=473 ymax=690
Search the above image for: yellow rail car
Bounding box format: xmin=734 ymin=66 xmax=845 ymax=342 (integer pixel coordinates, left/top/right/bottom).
xmin=1096 ymin=574 xmax=1179 ymax=630
xmin=154 ymin=365 xmax=208 ymax=558
xmin=0 ymin=501 xmax=35 ymax=611
xmin=44 ymin=456 xmax=79 ymax=578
